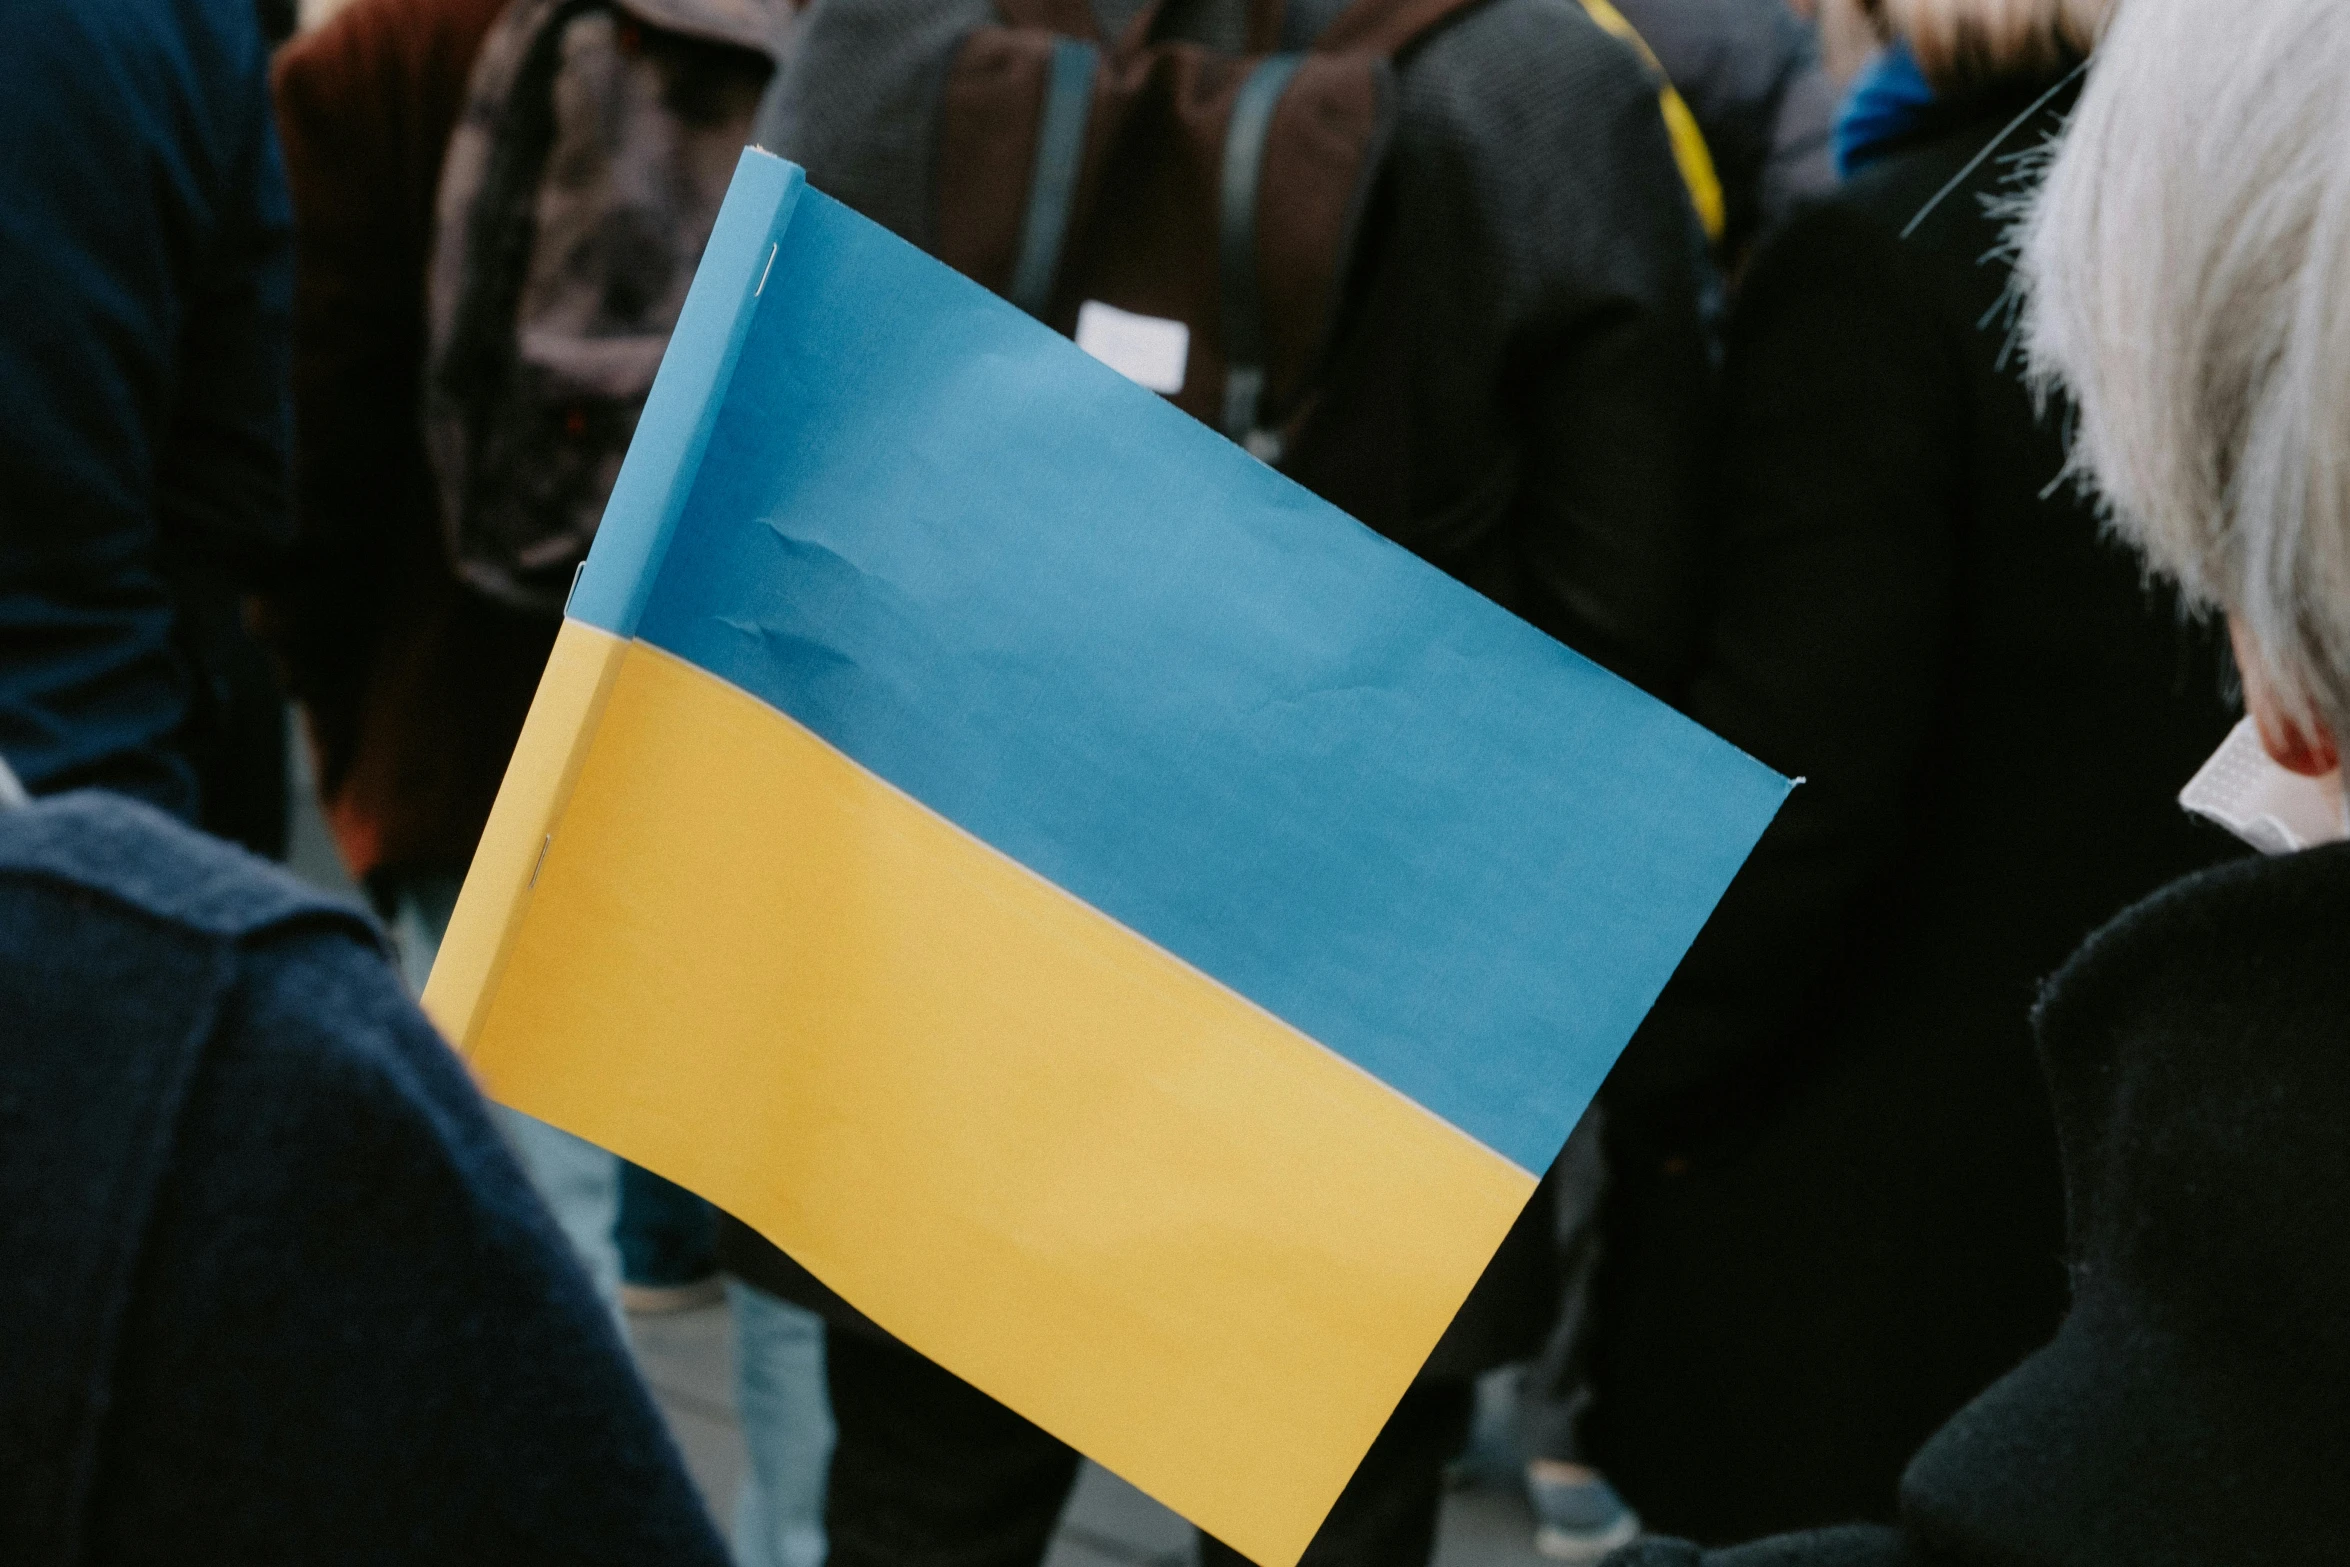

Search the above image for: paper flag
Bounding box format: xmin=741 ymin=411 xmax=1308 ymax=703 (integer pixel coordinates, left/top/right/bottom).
xmin=426 ymin=149 xmax=1786 ymax=1566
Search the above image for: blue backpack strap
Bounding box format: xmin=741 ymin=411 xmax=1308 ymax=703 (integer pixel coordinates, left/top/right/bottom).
xmin=1006 ymin=36 xmax=1101 ymax=319
xmin=1217 ymin=52 xmax=1305 ymax=460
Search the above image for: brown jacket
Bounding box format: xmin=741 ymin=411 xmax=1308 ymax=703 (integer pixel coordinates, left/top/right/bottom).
xmin=271 ymin=0 xmax=551 ymax=882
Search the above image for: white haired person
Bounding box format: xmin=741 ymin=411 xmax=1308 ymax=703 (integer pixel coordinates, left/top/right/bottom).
xmin=1585 ymin=0 xmax=2251 ymax=1544
xmin=1607 ymin=0 xmax=2350 ymax=1563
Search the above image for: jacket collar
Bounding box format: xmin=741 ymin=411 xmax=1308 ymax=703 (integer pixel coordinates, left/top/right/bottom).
xmin=1901 ymin=843 xmax=2350 ymax=1566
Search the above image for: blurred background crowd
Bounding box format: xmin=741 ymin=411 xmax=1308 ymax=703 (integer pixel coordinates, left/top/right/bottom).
xmin=2 ymin=0 xmax=2343 ymax=1563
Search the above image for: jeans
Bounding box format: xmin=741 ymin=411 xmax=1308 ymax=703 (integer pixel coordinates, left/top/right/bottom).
xmin=821 ymin=1329 xmax=1471 ymax=1567
xmin=386 ymin=872 xmax=624 ymax=1308
xmin=729 ymin=1280 xmax=835 ymax=1567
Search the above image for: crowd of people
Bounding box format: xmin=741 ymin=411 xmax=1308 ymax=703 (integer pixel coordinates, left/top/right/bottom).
xmin=2 ymin=0 xmax=2344 ymax=1563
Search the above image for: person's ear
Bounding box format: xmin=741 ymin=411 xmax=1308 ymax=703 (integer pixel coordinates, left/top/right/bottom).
xmin=2257 ymin=711 xmax=2341 ymax=776
xmin=2230 ymin=616 xmax=2343 ymax=777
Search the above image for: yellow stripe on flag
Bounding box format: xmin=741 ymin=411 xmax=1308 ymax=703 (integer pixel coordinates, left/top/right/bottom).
xmin=436 ymin=630 xmax=1536 ymax=1566
xmin=425 ymin=619 xmax=627 ymax=1052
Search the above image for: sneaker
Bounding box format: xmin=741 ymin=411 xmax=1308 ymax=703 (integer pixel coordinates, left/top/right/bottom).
xmin=619 ymin=1275 xmax=726 ymax=1315
xmin=1526 ymin=1460 xmax=1641 ymax=1564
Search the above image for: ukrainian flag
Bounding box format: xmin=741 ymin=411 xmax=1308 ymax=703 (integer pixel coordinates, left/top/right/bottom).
xmin=427 ymin=150 xmax=1784 ymax=1566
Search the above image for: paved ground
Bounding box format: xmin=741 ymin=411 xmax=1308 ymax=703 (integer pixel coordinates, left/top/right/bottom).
xmin=628 ymin=1300 xmax=1555 ymax=1567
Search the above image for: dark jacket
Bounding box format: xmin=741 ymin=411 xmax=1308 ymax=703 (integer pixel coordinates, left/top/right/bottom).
xmin=0 ymin=0 xmax=292 ymax=823
xmin=729 ymin=0 xmax=1717 ymax=1382
xmin=267 ymin=0 xmax=547 ymax=883
xmin=1612 ymin=842 xmax=2350 ymax=1567
xmin=770 ymin=0 xmax=1717 ymax=702
xmin=1589 ymin=78 xmax=2242 ymax=1539
xmin=0 ymin=792 xmax=730 ymax=1566
xmin=1611 ymin=0 xmax=1836 ymax=261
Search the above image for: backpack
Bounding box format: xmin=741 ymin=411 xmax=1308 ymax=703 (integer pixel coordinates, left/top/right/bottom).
xmin=933 ymin=0 xmax=1483 ymax=467
xmin=425 ymin=0 xmax=788 ymax=615
xmin=930 ymin=0 xmax=1719 ymax=466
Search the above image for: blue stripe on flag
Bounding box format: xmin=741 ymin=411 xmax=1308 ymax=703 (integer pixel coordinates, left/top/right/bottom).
xmin=629 ymin=187 xmax=1785 ymax=1174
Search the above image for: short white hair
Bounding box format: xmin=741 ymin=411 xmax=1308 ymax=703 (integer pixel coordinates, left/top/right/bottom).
xmin=2018 ymin=0 xmax=2350 ymax=745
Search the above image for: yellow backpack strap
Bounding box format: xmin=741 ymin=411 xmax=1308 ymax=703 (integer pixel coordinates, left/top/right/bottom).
xmin=1575 ymin=0 xmax=1727 ymax=245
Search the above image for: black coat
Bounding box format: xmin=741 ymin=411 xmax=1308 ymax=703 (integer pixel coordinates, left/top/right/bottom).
xmin=769 ymin=0 xmax=1717 ymax=702
xmin=1590 ymin=78 xmax=2242 ymax=1540
xmin=1612 ymin=841 xmax=2350 ymax=1567
xmin=0 ymin=794 xmax=730 ymax=1565
xmin=1611 ymin=0 xmax=1837 ymax=261
xmin=733 ymin=0 xmax=1717 ymax=1384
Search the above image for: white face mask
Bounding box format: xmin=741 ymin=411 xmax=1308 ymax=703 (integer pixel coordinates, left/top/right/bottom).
xmin=2180 ymin=717 xmax=2350 ymax=855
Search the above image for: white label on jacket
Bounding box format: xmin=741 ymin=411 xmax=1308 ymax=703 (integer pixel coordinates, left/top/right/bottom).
xmin=1075 ymin=301 xmax=1189 ymax=394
